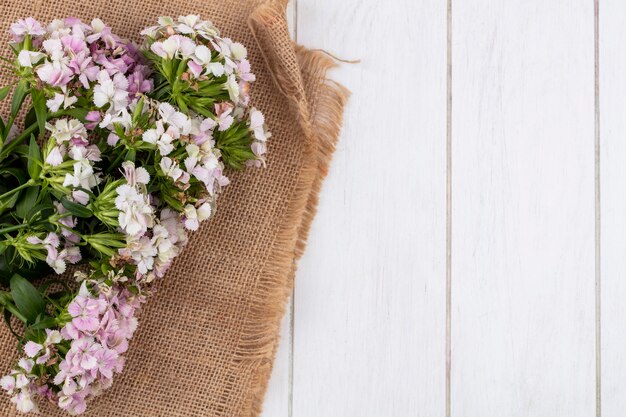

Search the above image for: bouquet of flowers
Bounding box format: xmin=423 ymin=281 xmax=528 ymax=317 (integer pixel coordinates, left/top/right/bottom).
xmin=0 ymin=15 xmax=269 ymax=415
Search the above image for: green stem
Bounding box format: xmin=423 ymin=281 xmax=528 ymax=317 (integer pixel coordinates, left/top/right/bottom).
xmin=0 ymin=179 xmax=36 ymax=202
xmin=0 ymin=122 xmax=38 ymax=159
xmin=0 ymin=223 xmax=29 ymax=235
xmin=106 ymin=149 xmax=128 ymax=174
xmin=2 ymin=302 xmax=28 ymax=324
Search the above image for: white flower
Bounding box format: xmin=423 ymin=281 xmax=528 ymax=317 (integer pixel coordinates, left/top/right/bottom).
xmin=99 ymin=108 xmax=133 ymax=131
xmin=0 ymin=375 xmax=15 ymax=394
xmin=139 ymin=25 xmax=159 ymax=38
xmin=192 ymin=45 xmax=224 ymax=76
xmin=46 ymin=119 xmax=87 ymax=144
xmin=10 ymin=390 xmax=38 ymax=413
xmin=229 ymin=42 xmax=247 ymax=61
xmin=115 ymin=184 xmax=155 ymax=237
xmin=46 ymin=330 xmax=62 ymax=345
xmin=183 ymin=203 xmax=212 ymax=231
xmin=36 ymin=61 xmax=72 ymax=86
xmin=14 ymin=374 xmax=29 ymax=390
xmin=152 ymin=225 xmax=178 ymax=262
xmin=46 ymin=247 xmax=67 ymax=274
xmin=160 ymin=208 xmax=188 ymax=246
xmin=249 ymin=108 xmax=270 ymax=142
xmin=42 ymin=38 xmax=63 ymax=55
xmin=23 ymin=341 xmax=42 ymax=358
xmin=69 ymin=144 xmax=101 ymax=163
xmin=46 ymin=91 xmax=78 ymax=112
xmin=46 ymin=19 xmax=71 ymax=39
xmin=176 ymin=15 xmax=201 ymax=34
xmin=63 ymin=161 xmax=99 ymax=190
xmin=151 ymin=35 xmax=196 ymax=59
xmin=142 ymin=121 xmax=164 ymax=144
xmin=225 ymin=74 xmax=240 ymax=103
xmin=17 ymin=359 xmax=34 ymax=374
xmin=158 ymin=102 xmax=191 ymax=134
xmin=121 ymin=235 xmax=157 ymax=274
xmin=159 ymin=157 xmax=185 ymax=183
xmin=142 ymin=121 xmax=176 ymax=156
xmin=121 ymin=161 xmax=150 ymax=186
xmin=46 ymin=145 xmax=65 ymax=166
xmin=158 ymin=16 xmax=175 ymax=26
xmin=72 ymin=190 xmax=90 ymax=205
xmin=93 ymin=70 xmax=129 ymax=111
xmin=17 ymin=50 xmax=45 ymax=67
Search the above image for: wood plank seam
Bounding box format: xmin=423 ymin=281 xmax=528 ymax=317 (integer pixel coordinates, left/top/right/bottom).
xmin=446 ymin=0 xmax=453 ymax=416
xmin=594 ymin=0 xmax=601 ymax=416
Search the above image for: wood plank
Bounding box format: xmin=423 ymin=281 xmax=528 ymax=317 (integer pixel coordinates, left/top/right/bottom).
xmin=261 ymin=2 xmax=296 ymax=415
xmin=450 ymin=1 xmax=596 ymax=416
xmin=292 ymin=0 xmax=447 ymax=416
xmin=262 ymin=300 xmax=293 ymax=417
xmin=600 ymin=1 xmax=626 ymax=415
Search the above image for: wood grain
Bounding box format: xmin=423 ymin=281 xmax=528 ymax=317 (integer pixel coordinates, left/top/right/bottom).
xmin=262 ymin=1 xmax=613 ymax=416
xmin=600 ymin=1 xmax=626 ymax=415
xmin=451 ymin=1 xmax=596 ymax=416
xmin=290 ymin=0 xmax=447 ymax=416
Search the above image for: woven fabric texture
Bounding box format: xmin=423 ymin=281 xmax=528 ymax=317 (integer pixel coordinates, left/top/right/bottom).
xmin=0 ymin=0 xmax=347 ymax=415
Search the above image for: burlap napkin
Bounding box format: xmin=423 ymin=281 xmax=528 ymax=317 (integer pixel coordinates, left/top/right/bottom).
xmin=0 ymin=0 xmax=348 ymax=415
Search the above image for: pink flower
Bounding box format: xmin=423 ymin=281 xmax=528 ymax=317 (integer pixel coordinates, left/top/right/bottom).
xmin=61 ymin=34 xmax=86 ymax=54
xmin=84 ymin=111 xmax=102 ymax=130
xmin=86 ymin=18 xmax=117 ymax=48
xmin=0 ymin=375 xmax=15 ymax=394
xmin=67 ymin=338 xmax=99 ymax=371
xmin=127 ymin=65 xmax=153 ymax=96
xmin=36 ymin=62 xmax=73 ymax=87
xmin=91 ymin=348 xmax=118 ymax=379
xmin=68 ymin=52 xmax=99 ymax=89
xmin=23 ymin=342 xmax=42 ymax=358
xmin=67 ymin=290 xmax=103 ymax=332
xmin=58 ymin=387 xmax=88 ymax=415
xmin=187 ymin=60 xmax=203 ymax=78
xmin=236 ymin=59 xmax=256 ymax=82
xmin=10 ymin=18 xmax=45 ymax=42
xmin=214 ymin=102 xmax=234 ymax=131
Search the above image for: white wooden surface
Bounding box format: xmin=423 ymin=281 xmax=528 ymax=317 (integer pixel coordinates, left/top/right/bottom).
xmin=262 ymin=1 xmax=626 ymax=416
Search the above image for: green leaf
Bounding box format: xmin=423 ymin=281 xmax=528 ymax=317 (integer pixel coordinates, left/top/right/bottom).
xmin=29 ymin=316 xmax=56 ymax=330
xmin=132 ymin=97 xmax=144 ymax=124
xmin=26 ymin=201 xmax=53 ymax=223
xmin=59 ymin=107 xmax=88 ymax=121
xmin=61 ymin=197 xmax=93 ymax=218
xmin=0 ymin=168 xmax=27 ymax=215
xmin=15 ymin=186 xmax=39 ymax=219
xmin=161 ymin=189 xmax=184 ymax=212
xmin=27 ymin=134 xmax=42 ymax=179
xmin=24 ymin=106 xmax=36 ymax=128
xmin=0 ymin=85 xmax=12 ymax=102
xmin=0 ymin=167 xmax=27 ymax=184
xmin=125 ymin=149 xmax=136 ymax=162
xmin=9 ymin=274 xmax=45 ymax=324
xmin=11 ymin=80 xmax=29 ymax=117
xmin=30 ymin=89 xmax=48 ymax=139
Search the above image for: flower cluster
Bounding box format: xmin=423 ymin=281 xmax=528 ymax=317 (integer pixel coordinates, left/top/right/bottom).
xmin=0 ymin=14 xmax=269 ymax=415
xmin=142 ymin=15 xmax=270 ymax=169
xmin=12 ymin=17 xmax=151 ymax=113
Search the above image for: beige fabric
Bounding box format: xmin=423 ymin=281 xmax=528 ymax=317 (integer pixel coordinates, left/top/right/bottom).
xmin=0 ymin=0 xmax=348 ymax=416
